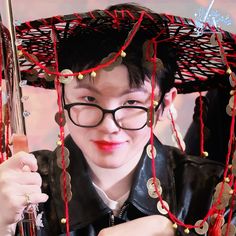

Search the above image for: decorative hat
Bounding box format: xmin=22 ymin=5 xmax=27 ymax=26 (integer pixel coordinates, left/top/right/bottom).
xmin=1 ymin=3 xmax=236 ymax=235
xmin=13 ymin=3 xmax=236 ymax=94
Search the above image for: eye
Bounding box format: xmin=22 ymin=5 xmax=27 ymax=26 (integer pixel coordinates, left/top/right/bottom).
xmin=84 ymin=96 xmax=96 ymax=103
xmin=124 ymin=100 xmax=138 ymax=105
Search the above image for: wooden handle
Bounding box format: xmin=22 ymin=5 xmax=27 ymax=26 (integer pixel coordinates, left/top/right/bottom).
xmin=12 ymin=134 xmax=29 ymax=154
xmin=12 ymin=134 xmax=37 ymax=236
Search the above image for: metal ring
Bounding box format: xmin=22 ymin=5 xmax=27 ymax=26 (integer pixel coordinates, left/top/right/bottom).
xmin=24 ymin=193 xmax=32 ymax=206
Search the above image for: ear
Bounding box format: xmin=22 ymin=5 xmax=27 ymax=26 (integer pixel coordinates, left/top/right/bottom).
xmin=157 ymin=87 xmax=177 ymax=121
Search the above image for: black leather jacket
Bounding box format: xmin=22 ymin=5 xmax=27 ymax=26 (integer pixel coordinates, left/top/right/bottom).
xmin=18 ymin=135 xmax=230 ymax=236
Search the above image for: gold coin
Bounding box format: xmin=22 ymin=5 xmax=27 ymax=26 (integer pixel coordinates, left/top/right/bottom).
xmin=210 ymin=214 xmax=225 ymax=227
xmin=229 ymin=96 xmax=236 ymax=109
xmin=55 ymin=111 xmax=66 ymax=126
xmin=222 ymin=224 xmax=236 ymax=236
xmin=232 ymin=167 xmax=236 ymax=177
xmin=148 ymin=188 xmax=158 ymax=198
xmin=229 ymin=72 xmax=236 ymax=87
xmin=61 ymin=190 xmax=72 ymax=202
xmin=232 ymin=157 xmax=236 ymax=176
xmin=24 ymin=53 xmax=39 ymax=63
xmin=146 ymin=144 xmax=157 ymax=159
xmin=147 ymin=177 xmax=162 ymax=197
xmin=60 ymin=172 xmax=71 ymax=186
xmin=148 ymin=186 xmax=162 ymax=198
xmin=146 ymin=177 xmax=161 ymax=189
xmin=210 ymin=33 xmax=223 ymax=46
xmin=229 ymin=196 xmax=236 ymax=210
xmin=56 ymin=146 xmax=70 ymax=169
xmin=215 ymin=182 xmax=232 ymax=194
xmin=44 ymin=66 xmax=56 ymax=81
xmin=59 ymin=69 xmax=74 ymax=84
xmin=60 ymin=179 xmax=72 ymax=202
xmin=232 ymin=156 xmax=236 ymax=165
xmin=213 ymin=193 xmax=230 ymax=210
xmin=194 ymin=220 xmax=209 ymax=235
xmin=101 ymin=52 xmax=122 ymax=71
xmin=157 ymin=200 xmax=169 ymax=215
xmin=226 ymin=105 xmax=235 ymax=117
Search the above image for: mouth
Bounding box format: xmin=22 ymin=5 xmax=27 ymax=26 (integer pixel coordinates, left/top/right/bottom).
xmin=93 ymin=140 xmax=126 ymax=152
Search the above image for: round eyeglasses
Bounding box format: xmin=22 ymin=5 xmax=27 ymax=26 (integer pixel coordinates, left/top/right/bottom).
xmin=64 ymin=102 xmax=159 ymax=130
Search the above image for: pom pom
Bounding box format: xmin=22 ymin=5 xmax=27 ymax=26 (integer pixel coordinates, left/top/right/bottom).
xmin=184 ymin=228 xmax=190 ymax=234
xmin=120 ymin=50 xmax=126 ymax=57
xmin=78 ymin=73 xmax=84 ymax=80
xmin=91 ymin=71 xmax=97 ymax=78
xmin=61 ymin=218 xmax=67 ymax=224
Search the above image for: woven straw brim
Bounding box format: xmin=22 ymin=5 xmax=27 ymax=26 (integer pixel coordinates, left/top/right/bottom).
xmin=13 ymin=9 xmax=236 ymax=93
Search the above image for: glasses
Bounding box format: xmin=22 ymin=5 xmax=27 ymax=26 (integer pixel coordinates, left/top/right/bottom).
xmin=64 ymin=102 xmax=159 ymax=130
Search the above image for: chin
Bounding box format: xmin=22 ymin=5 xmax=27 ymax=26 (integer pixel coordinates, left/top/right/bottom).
xmin=94 ymin=159 xmax=125 ymax=169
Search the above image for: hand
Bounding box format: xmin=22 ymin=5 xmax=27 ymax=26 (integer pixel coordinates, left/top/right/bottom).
xmin=98 ymin=215 xmax=175 ymax=236
xmin=0 ymin=152 xmax=48 ymax=228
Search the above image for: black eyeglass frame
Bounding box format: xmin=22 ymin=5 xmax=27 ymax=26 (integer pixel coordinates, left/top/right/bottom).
xmin=62 ymin=85 xmax=165 ymax=131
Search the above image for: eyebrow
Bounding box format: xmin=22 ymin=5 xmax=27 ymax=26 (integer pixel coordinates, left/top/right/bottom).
xmin=74 ymin=83 xmax=149 ymax=96
xmin=74 ymin=80 xmax=148 ymax=96
xmin=120 ymin=87 xmax=149 ymax=96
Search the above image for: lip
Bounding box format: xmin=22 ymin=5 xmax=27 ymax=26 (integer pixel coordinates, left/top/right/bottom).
xmin=93 ymin=140 xmax=126 ymax=152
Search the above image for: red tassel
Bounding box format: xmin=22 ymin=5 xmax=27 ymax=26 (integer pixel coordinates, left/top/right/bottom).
xmin=208 ymin=214 xmax=223 ymax=236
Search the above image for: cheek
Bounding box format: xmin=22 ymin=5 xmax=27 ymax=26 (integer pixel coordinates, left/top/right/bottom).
xmin=129 ymin=127 xmax=151 ymax=145
xmin=65 ymin=114 xmax=85 ymax=142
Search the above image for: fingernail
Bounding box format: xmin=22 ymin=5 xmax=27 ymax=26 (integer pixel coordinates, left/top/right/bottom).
xmin=43 ymin=194 xmax=49 ymax=202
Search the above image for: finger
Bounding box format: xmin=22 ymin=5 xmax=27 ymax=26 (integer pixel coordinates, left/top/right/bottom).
xmin=20 ymin=193 xmax=48 ymax=206
xmin=22 ymin=165 xmax=31 ymax=172
xmin=0 ymin=171 xmax=42 ymax=188
xmin=6 ymin=152 xmax=38 ymax=172
xmin=16 ymin=172 xmax=42 ymax=186
xmin=17 ymin=185 xmax=42 ymax=195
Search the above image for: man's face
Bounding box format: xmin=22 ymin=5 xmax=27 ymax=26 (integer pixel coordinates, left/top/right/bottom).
xmin=64 ymin=65 xmax=160 ymax=169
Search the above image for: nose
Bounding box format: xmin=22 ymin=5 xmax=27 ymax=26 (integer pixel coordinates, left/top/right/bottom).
xmin=98 ymin=113 xmax=120 ymax=133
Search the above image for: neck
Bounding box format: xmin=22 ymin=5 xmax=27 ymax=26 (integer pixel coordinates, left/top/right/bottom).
xmin=86 ymin=152 xmax=142 ymax=201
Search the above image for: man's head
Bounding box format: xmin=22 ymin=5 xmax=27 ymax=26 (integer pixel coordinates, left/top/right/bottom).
xmin=56 ymin=3 xmax=178 ymax=169
xmin=58 ymin=3 xmax=178 ymax=102
xmin=63 ymin=63 xmax=176 ymax=169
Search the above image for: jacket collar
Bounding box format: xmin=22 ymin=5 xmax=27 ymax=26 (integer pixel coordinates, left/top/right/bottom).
xmin=49 ymin=135 xmax=177 ymax=232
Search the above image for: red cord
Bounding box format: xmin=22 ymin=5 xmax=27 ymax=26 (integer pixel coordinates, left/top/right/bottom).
xmin=15 ymin=11 xmax=236 ymax=233
xmin=199 ymin=92 xmax=205 ymax=156
xmin=0 ymin=34 xmax=3 ymax=164
xmin=169 ymin=109 xmax=184 ymax=152
xmin=6 ymin=104 xmax=10 ymax=160
xmin=51 ymin=27 xmax=70 ymax=235
xmin=225 ymin=180 xmax=236 ymax=236
xmin=18 ymin=12 xmax=145 ymax=79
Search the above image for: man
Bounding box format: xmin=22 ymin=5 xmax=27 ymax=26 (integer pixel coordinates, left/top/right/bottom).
xmin=0 ymin=3 xmax=235 ymax=236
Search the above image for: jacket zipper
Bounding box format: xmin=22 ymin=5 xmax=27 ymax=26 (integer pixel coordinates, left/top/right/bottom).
xmin=118 ymin=203 xmax=129 ymax=218
xmin=109 ymin=212 xmax=115 ymax=226
xmin=109 ymin=203 xmax=129 ymax=226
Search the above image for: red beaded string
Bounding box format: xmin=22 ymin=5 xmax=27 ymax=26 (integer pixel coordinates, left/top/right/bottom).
xmin=199 ymin=92 xmax=205 ymax=156
xmin=14 ymin=10 xmax=236 ymax=233
xmin=5 ymin=104 xmax=10 ymax=160
xmin=226 ymin=180 xmax=236 ymax=235
xmin=51 ymin=27 xmax=70 ymax=235
xmin=18 ymin=12 xmax=145 ymax=79
xmin=148 ymin=36 xmax=235 ymax=233
xmin=0 ymin=33 xmax=3 ymax=164
xmin=169 ymin=109 xmax=185 ymax=152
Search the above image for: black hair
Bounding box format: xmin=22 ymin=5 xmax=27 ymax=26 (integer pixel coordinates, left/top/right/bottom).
xmin=58 ymin=3 xmax=178 ymax=97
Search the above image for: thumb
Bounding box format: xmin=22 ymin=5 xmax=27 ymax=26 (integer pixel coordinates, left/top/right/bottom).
xmin=5 ymin=152 xmax=38 ymax=172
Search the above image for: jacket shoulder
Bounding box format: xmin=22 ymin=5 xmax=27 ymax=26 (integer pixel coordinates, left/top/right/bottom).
xmin=164 ymin=145 xmax=224 ymax=174
xmin=164 ymin=146 xmax=224 ymax=224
